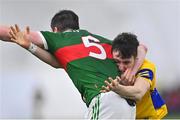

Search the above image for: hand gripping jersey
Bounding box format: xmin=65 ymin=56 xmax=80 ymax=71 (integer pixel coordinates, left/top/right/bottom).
xmin=40 ymin=30 xmax=119 ymax=106
xmin=136 ymin=59 xmax=168 ymax=119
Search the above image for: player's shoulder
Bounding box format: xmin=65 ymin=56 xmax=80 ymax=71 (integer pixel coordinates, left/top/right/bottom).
xmin=141 ymin=59 xmax=155 ymax=69
xmin=137 ymin=59 xmax=155 ymax=81
xmin=79 ymin=29 xmax=112 ymax=44
xmin=138 ymin=59 xmax=156 ymax=76
xmin=40 ymin=31 xmax=60 ymax=38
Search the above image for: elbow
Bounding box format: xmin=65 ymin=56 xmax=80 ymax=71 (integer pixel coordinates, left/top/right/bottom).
xmin=50 ymin=63 xmax=61 ymax=68
xmin=140 ymin=44 xmax=148 ymax=53
xmin=134 ymin=93 xmax=144 ymax=101
xmin=52 ymin=66 xmax=59 ymax=69
xmin=133 ymin=88 xmax=145 ymax=101
xmin=48 ymin=60 xmax=61 ymax=68
xmin=51 ymin=64 xmax=61 ymax=68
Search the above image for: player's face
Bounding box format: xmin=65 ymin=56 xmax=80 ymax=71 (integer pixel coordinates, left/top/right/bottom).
xmin=113 ymin=51 xmax=135 ymax=73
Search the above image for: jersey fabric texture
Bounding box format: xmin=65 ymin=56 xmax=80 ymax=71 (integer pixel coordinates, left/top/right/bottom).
xmin=136 ymin=59 xmax=168 ymax=119
xmin=40 ymin=30 xmax=120 ymax=106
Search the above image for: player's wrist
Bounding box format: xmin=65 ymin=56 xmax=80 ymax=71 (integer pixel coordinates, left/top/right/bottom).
xmin=28 ymin=42 xmax=37 ymax=53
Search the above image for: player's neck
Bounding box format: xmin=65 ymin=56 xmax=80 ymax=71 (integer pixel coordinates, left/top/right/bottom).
xmin=63 ymin=29 xmax=73 ymax=33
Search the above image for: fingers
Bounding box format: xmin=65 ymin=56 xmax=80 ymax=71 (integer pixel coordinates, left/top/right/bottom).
xmin=105 ymin=79 xmax=118 ymax=90
xmin=101 ymin=85 xmax=110 ymax=93
xmin=126 ymin=68 xmax=133 ymax=84
xmin=116 ymin=76 xmax=122 ymax=83
xmin=10 ymin=24 xmax=20 ymax=34
xmin=9 ymin=24 xmax=19 ymax=38
xmin=111 ymin=79 xmax=118 ymax=86
xmin=126 ymin=68 xmax=136 ymax=85
xmin=101 ymin=77 xmax=120 ymax=93
xmin=10 ymin=38 xmax=17 ymax=42
xmin=126 ymin=68 xmax=131 ymax=79
xmin=107 ymin=77 xmax=117 ymax=87
xmin=9 ymin=28 xmax=17 ymax=41
xmin=120 ymin=69 xmax=129 ymax=85
xmin=102 ymin=80 xmax=114 ymax=92
xmin=10 ymin=26 xmax=17 ymax=35
xmin=9 ymin=25 xmax=23 ymax=45
xmin=120 ymin=68 xmax=136 ymax=85
xmin=108 ymin=77 xmax=113 ymax=82
xmin=130 ymin=75 xmax=135 ymax=85
xmin=15 ymin=24 xmax=20 ymax=32
xmin=104 ymin=80 xmax=112 ymax=88
xmin=121 ymin=69 xmax=128 ymax=80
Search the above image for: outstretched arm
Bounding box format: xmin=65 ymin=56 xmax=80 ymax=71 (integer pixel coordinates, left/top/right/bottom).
xmin=102 ymin=76 xmax=150 ymax=101
xmin=9 ymin=25 xmax=61 ymax=68
xmin=27 ymin=44 xmax=61 ymax=68
xmin=0 ymin=25 xmax=44 ymax=48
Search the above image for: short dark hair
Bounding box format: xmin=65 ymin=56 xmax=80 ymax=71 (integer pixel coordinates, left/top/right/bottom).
xmin=112 ymin=32 xmax=139 ymax=59
xmin=51 ymin=10 xmax=79 ymax=31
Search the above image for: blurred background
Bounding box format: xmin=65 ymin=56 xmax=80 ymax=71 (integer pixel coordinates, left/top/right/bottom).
xmin=0 ymin=0 xmax=179 ymax=119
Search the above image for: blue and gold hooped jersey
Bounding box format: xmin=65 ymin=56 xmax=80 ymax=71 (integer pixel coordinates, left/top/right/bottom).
xmin=135 ymin=59 xmax=168 ymax=119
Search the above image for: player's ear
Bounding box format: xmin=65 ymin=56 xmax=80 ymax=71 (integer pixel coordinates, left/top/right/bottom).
xmin=52 ymin=27 xmax=59 ymax=33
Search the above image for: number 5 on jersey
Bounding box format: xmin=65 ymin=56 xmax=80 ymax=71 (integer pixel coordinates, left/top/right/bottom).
xmin=82 ymin=35 xmax=107 ymax=60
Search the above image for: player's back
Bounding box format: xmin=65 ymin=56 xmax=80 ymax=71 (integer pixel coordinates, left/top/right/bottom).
xmin=40 ymin=30 xmax=119 ymax=106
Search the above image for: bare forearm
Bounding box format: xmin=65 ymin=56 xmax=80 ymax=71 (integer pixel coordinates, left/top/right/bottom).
xmin=28 ymin=44 xmax=61 ymax=68
xmin=8 ymin=24 xmax=60 ymax=68
xmin=131 ymin=44 xmax=147 ymax=75
xmin=0 ymin=25 xmax=11 ymax=41
xmin=115 ymin=85 xmax=142 ymax=101
xmin=115 ymin=77 xmax=150 ymax=101
xmin=0 ymin=25 xmax=44 ymax=48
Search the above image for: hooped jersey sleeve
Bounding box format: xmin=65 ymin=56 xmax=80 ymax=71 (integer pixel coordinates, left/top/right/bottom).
xmin=38 ymin=31 xmax=66 ymax=53
xmin=136 ymin=59 xmax=155 ymax=89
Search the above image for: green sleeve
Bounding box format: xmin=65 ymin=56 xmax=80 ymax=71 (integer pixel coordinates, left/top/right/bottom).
xmin=40 ymin=31 xmax=58 ymax=53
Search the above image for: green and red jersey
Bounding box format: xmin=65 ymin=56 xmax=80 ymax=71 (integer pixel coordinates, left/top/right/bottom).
xmin=40 ymin=29 xmax=120 ymax=106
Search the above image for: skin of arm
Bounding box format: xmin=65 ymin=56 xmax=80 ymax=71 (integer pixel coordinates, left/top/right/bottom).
xmin=0 ymin=25 xmax=11 ymax=41
xmin=0 ymin=25 xmax=44 ymax=48
xmin=9 ymin=25 xmax=61 ymax=68
xmin=103 ymin=77 xmax=150 ymax=101
xmin=131 ymin=44 xmax=148 ymax=75
xmin=31 ymin=46 xmax=61 ymax=68
xmin=121 ymin=44 xmax=148 ymax=85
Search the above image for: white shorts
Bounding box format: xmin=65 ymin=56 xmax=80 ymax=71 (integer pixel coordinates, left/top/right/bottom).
xmin=84 ymin=91 xmax=136 ymax=119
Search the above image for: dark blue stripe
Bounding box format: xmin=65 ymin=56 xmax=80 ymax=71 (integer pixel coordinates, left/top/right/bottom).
xmin=151 ymin=88 xmax=165 ymax=109
xmin=136 ymin=69 xmax=153 ymax=81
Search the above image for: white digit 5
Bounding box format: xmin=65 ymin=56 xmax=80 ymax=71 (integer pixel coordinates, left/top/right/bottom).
xmin=82 ymin=35 xmax=106 ymax=60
